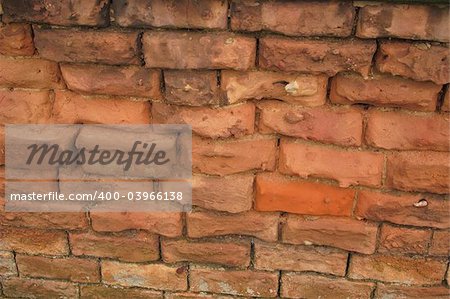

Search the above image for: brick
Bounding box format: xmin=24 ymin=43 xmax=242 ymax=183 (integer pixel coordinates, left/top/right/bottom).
xmin=221 ymin=70 xmax=327 ymax=106
xmin=279 ymin=140 xmax=384 ymax=187
xmin=0 ymin=212 xmax=88 ymax=230
xmin=80 ymin=285 xmax=162 ymax=299
xmin=190 ymin=267 xmax=278 ymax=297
xmin=0 ymin=251 xmax=17 ymax=277
xmin=255 ymin=241 xmax=347 ymax=276
xmin=70 ymin=231 xmax=159 ymax=262
xmin=165 ymin=293 xmax=234 ymax=299
xmin=231 ymin=1 xmax=355 ymax=37
xmin=386 ymin=151 xmax=449 ymax=194
xmin=0 ymin=90 xmax=52 ymax=124
xmin=192 ymin=136 xmax=276 ymax=176
xmin=34 ymin=28 xmax=140 ymax=65
xmin=349 ymin=254 xmax=447 ymax=284
xmin=357 ymin=4 xmax=449 ymax=42
xmin=162 ymin=239 xmax=250 ymax=267
xmin=0 ymin=227 xmax=68 ymax=255
xmin=283 ymin=215 xmax=378 ymax=254
xmin=187 ymin=210 xmax=279 ymax=242
xmin=366 ymin=110 xmax=449 ymax=151
xmin=258 ymin=100 xmax=363 ymax=146
xmin=61 ymin=64 xmax=162 ymax=99
xmin=2 ymin=277 xmax=78 ymax=298
xmin=0 ymin=23 xmax=34 ymax=56
xmin=376 ymin=284 xmax=450 ymax=299
xmin=192 ymin=174 xmax=253 ymax=213
xmin=255 ymin=173 xmax=355 ymax=216
xmin=376 ymin=41 xmax=449 ymax=84
xmin=0 ymin=128 xmax=4 ymax=165
xmin=259 ymin=36 xmax=376 ymax=76
xmin=91 ymin=212 xmax=182 ymax=237
xmin=16 ymin=255 xmax=99 ymax=283
xmin=429 ymin=230 xmax=450 ymax=256
xmin=282 ymin=273 xmax=374 ymax=299
xmin=153 ymin=102 xmax=255 ymax=139
xmin=330 ymin=73 xmax=441 ymax=112
xmin=443 ymin=88 xmax=450 ymax=112
xmin=378 ymin=225 xmax=431 ymax=255
xmin=164 ymin=70 xmax=219 ymax=106
xmin=356 ymin=190 xmax=450 ymax=229
xmin=52 ymin=90 xmax=151 ymax=124
xmin=102 ymin=260 xmax=187 ymax=291
xmin=143 ymin=31 xmax=256 ymax=70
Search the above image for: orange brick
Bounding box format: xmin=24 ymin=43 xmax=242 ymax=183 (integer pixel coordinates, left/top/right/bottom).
xmin=378 ymin=224 xmax=431 ymax=255
xmin=429 ymin=230 xmax=450 ymax=256
xmin=0 ymin=89 xmax=52 ymax=124
xmin=0 ymin=23 xmax=34 ymax=56
xmin=0 ymin=251 xmax=17 ymax=277
xmin=376 ymin=284 xmax=450 ymax=299
xmin=2 ymin=277 xmax=78 ymax=298
xmin=0 ymin=212 xmax=88 ymax=230
xmin=80 ymin=285 xmax=162 ymax=299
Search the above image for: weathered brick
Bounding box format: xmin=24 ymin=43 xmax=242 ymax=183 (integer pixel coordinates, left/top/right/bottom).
xmin=282 ymin=273 xmax=374 ymax=299
xmin=70 ymin=231 xmax=159 ymax=262
xmin=349 ymin=254 xmax=447 ymax=284
xmin=330 ymin=73 xmax=441 ymax=111
xmin=193 ymin=136 xmax=276 ymax=176
xmin=357 ymin=4 xmax=449 ymax=42
xmin=143 ymin=31 xmax=256 ymax=70
xmin=255 ymin=173 xmax=355 ymax=216
xmin=0 ymin=89 xmax=52 ymax=124
xmin=80 ymin=285 xmax=162 ymax=299
xmin=16 ymin=255 xmax=99 ymax=283
xmin=52 ymin=90 xmax=151 ymax=124
xmin=190 ymin=267 xmax=278 ymax=297
xmin=255 ymin=241 xmax=347 ymax=276
xmin=279 ymin=140 xmax=384 ymax=187
xmin=376 ymin=284 xmax=450 ymax=299
xmin=153 ymin=102 xmax=255 ymax=139
xmin=187 ymin=210 xmax=279 ymax=242
xmin=102 ymin=260 xmax=187 ymax=291
xmin=2 ymin=278 xmax=78 ymax=298
xmin=378 ymin=224 xmax=431 ymax=255
xmin=366 ymin=110 xmax=449 ymax=151
xmin=0 ymin=212 xmax=88 ymax=230
xmin=0 ymin=127 xmax=4 ymax=165
xmin=0 ymin=251 xmax=17 ymax=277
xmin=221 ymin=70 xmax=327 ymax=106
xmin=231 ymin=1 xmax=355 ymax=37
xmin=162 ymin=239 xmax=250 ymax=267
xmin=356 ymin=190 xmax=450 ymax=229
xmin=376 ymin=41 xmax=449 ymax=84
xmin=443 ymin=88 xmax=450 ymax=112
xmin=283 ymin=215 xmax=378 ymax=254
xmin=61 ymin=64 xmax=162 ymax=99
xmin=165 ymin=292 xmax=234 ymax=299
xmin=258 ymin=100 xmax=363 ymax=146
xmin=34 ymin=28 xmax=140 ymax=65
xmin=259 ymin=36 xmax=376 ymax=76
xmin=429 ymin=230 xmax=450 ymax=256
xmin=192 ymin=174 xmax=253 ymax=213
xmin=0 ymin=23 xmax=34 ymax=56
xmin=386 ymin=151 xmax=449 ymax=194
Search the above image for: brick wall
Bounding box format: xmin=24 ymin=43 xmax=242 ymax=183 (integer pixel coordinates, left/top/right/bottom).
xmin=0 ymin=0 xmax=449 ymax=298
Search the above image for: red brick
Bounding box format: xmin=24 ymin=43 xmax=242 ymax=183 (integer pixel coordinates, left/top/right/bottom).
xmin=376 ymin=284 xmax=450 ymax=299
xmin=282 ymin=273 xmax=374 ymax=299
xmin=2 ymin=277 xmax=78 ymax=298
xmin=143 ymin=31 xmax=256 ymax=70
xmin=330 ymin=73 xmax=441 ymax=112
xmin=349 ymin=254 xmax=447 ymax=284
xmin=192 ymin=174 xmax=253 ymax=213
xmin=190 ymin=267 xmax=278 ymax=297
xmin=376 ymin=41 xmax=449 ymax=84
xmin=0 ymin=90 xmax=52 ymax=124
xmin=193 ymin=136 xmax=276 ymax=176
xmin=255 ymin=173 xmax=355 ymax=217
xmin=258 ymin=100 xmax=363 ymax=146
xmin=70 ymin=231 xmax=159 ymax=262
xmin=102 ymin=260 xmax=187 ymax=291
xmin=187 ymin=210 xmax=279 ymax=242
xmin=113 ymin=0 xmax=227 ymax=29
xmin=91 ymin=212 xmax=183 ymax=237
xmin=221 ymin=70 xmax=327 ymax=106
xmin=0 ymin=212 xmax=88 ymax=230
xmin=16 ymin=255 xmax=99 ymax=283
xmin=0 ymin=128 xmax=4 ymax=165
xmin=356 ymin=191 xmax=449 ymax=229
xmin=429 ymin=230 xmax=450 ymax=256
xmin=80 ymin=285 xmax=162 ymax=299
xmin=357 ymin=4 xmax=449 ymax=42
xmin=283 ymin=215 xmax=378 ymax=254
xmin=61 ymin=64 xmax=162 ymax=99
xmin=231 ymin=1 xmax=355 ymax=37
xmin=34 ymin=28 xmax=140 ymax=65
xmin=0 ymin=251 xmax=17 ymax=277
xmin=0 ymin=23 xmax=34 ymax=56
xmin=259 ymin=36 xmax=376 ymax=76
xmin=165 ymin=292 xmax=234 ymax=299
xmin=280 ymin=140 xmax=384 ymax=187
xmin=162 ymin=239 xmax=250 ymax=267
xmin=386 ymin=151 xmax=449 ymax=194
xmin=366 ymin=110 xmax=449 ymax=151
xmin=52 ymin=90 xmax=151 ymax=124
xmin=378 ymin=224 xmax=431 ymax=255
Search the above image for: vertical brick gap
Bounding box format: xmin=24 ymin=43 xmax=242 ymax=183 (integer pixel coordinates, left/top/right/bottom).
xmin=374 ymin=223 xmax=383 ymax=252
xmin=444 ymin=262 xmax=450 ymax=287
xmin=436 ymin=84 xmax=448 ymax=111
xmin=12 ymin=251 xmax=20 ymax=278
xmin=136 ymin=31 xmax=145 ymax=66
xmin=255 ymin=37 xmax=260 ymax=68
xmin=65 ymin=230 xmax=72 ymax=255
xmin=226 ymin=0 xmax=232 ymax=30
xmin=350 ymin=190 xmax=359 ymax=218
xmin=160 ymin=69 xmax=166 ymax=95
xmin=249 ymin=238 xmax=255 ymax=269
xmin=351 ymin=5 xmax=360 ymax=36
xmin=158 ymin=235 xmax=163 ymax=261
xmin=427 ymin=230 xmax=435 ymax=255
xmin=344 ymin=252 xmax=351 ymax=277
xmin=369 ymin=284 xmax=377 ymax=299
xmin=277 ymin=270 xmax=282 ymax=297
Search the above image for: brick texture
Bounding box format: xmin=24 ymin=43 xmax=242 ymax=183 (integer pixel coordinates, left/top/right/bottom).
xmin=0 ymin=23 xmax=34 ymax=56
